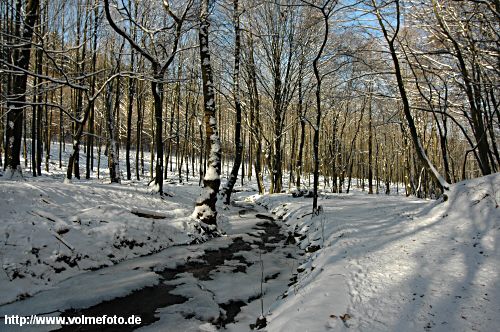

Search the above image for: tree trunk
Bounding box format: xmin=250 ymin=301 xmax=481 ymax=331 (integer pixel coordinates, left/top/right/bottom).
xmin=296 ymin=65 xmax=305 ymax=190
xmin=86 ymin=5 xmax=99 ymax=179
xmin=368 ymin=89 xmax=374 ymax=194
xmin=31 ymin=62 xmax=38 ymax=176
xmin=4 ymin=0 xmax=40 ymax=177
xmin=126 ymin=70 xmax=135 ymax=180
xmin=151 ymin=76 xmax=164 ymax=194
xmin=135 ymin=91 xmax=143 ymax=181
xmin=373 ymin=0 xmax=449 ymax=190
xmin=222 ymin=0 xmax=243 ymax=205
xmin=125 ymin=2 xmax=136 ymax=181
xmin=312 ymin=7 xmax=329 ymax=213
xmin=247 ymin=35 xmax=264 ymax=194
xmin=105 ymin=76 xmax=121 ymax=184
xmin=193 ymin=0 xmax=221 ymax=228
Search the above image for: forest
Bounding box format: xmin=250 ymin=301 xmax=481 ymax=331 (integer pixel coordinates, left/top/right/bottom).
xmin=1 ymin=0 xmax=498 ymax=217
xmin=0 ymin=0 xmax=499 ymax=331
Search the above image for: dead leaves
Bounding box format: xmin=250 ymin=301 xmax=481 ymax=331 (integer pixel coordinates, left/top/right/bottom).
xmin=340 ymin=314 xmax=351 ymax=322
xmin=330 ymin=313 xmax=351 ymax=322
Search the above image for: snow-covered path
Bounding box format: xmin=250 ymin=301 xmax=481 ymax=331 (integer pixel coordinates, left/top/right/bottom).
xmin=343 ymin=199 xmax=497 ymax=332
xmin=261 ymin=174 xmax=499 ymax=332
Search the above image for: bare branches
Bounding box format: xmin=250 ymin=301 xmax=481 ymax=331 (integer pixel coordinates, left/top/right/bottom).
xmin=103 ymin=0 xmax=157 ymax=66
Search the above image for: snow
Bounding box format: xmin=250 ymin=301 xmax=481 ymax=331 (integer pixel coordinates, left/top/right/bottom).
xmin=0 ymin=140 xmax=498 ymax=332
xmin=0 ymin=265 xmax=160 ymax=318
xmin=132 ymin=199 xmax=301 ymax=332
xmin=0 ymin=173 xmax=198 ymax=305
xmin=204 ymin=166 xmax=219 ymax=181
xmin=255 ymin=173 xmax=499 ymax=332
xmin=192 ymin=204 xmax=214 ymax=222
xmin=164 ymin=273 xmax=222 ymax=321
xmin=3 ymin=166 xmax=23 ymax=180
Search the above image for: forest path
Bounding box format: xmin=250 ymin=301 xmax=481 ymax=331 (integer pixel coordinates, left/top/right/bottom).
xmin=259 ymin=177 xmax=499 ymax=332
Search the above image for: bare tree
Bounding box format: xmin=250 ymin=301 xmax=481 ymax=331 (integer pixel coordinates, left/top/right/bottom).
xmin=302 ymin=0 xmax=337 ymax=213
xmin=104 ymin=0 xmax=192 ymax=194
xmin=222 ymin=0 xmax=243 ymax=205
xmin=192 ymin=0 xmax=222 ymax=229
xmin=3 ymin=0 xmax=40 ymax=177
xmin=371 ymin=0 xmax=450 ymax=190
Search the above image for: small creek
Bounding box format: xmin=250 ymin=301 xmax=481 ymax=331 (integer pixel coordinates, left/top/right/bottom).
xmin=54 ymin=203 xmax=298 ymax=331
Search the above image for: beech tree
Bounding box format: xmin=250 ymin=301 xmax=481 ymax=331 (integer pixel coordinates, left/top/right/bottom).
xmin=221 ymin=0 xmax=243 ymax=205
xmin=192 ymin=0 xmax=222 ymax=229
xmin=1 ymin=0 xmax=497 ymax=230
xmin=370 ymin=0 xmax=450 ymax=191
xmin=104 ymin=0 xmax=192 ymax=194
xmin=3 ymin=0 xmax=40 ymax=177
xmin=302 ymin=0 xmax=336 ymax=213
xmin=252 ymin=1 xmax=301 ymax=194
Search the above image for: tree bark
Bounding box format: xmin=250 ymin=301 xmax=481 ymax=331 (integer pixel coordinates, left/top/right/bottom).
xmin=249 ymin=39 xmax=265 ymax=194
xmin=105 ymin=72 xmax=121 ymax=184
xmin=4 ymin=0 xmax=40 ymax=177
xmin=296 ymin=64 xmax=306 ymax=191
xmin=368 ymin=87 xmax=374 ymax=194
xmin=193 ymin=0 xmax=221 ymax=228
xmin=311 ymin=4 xmax=330 ymax=213
xmin=222 ymin=0 xmax=243 ymax=205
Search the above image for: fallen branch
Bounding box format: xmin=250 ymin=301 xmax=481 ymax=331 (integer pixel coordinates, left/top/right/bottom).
xmin=28 ymin=211 xmax=74 ymax=251
xmin=255 ymin=213 xmax=275 ymax=221
xmin=131 ymin=208 xmax=167 ymax=219
xmin=51 ymin=231 xmax=75 ymax=251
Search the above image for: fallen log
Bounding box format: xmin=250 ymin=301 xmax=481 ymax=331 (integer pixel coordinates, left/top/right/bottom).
xmin=131 ymin=208 xmax=167 ymax=219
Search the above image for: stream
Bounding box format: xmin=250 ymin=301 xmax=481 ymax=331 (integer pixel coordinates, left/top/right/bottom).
xmin=53 ymin=202 xmax=301 ymax=331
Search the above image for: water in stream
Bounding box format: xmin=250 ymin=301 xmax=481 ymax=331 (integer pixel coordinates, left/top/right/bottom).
xmin=54 ymin=206 xmax=300 ymax=331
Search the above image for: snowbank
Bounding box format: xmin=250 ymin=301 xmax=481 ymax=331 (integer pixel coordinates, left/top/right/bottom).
xmin=0 ymin=177 xmax=200 ymax=305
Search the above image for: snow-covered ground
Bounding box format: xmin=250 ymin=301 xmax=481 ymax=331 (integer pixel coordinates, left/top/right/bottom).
xmin=0 ymin=192 xmax=300 ymax=332
xmin=257 ymin=173 xmax=500 ymax=332
xmin=0 ymin=175 xmax=205 ymax=305
xmin=0 ymin=141 xmax=498 ymax=331
xmin=0 ymin=141 xmax=209 ymax=305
